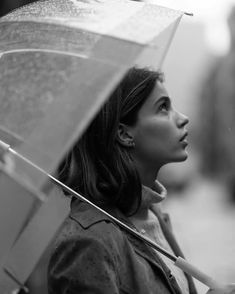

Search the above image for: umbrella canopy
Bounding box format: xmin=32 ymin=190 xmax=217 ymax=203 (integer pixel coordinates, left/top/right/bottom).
xmin=0 ymin=0 xmax=185 ymax=292
xmin=0 ymin=0 xmax=184 ymax=161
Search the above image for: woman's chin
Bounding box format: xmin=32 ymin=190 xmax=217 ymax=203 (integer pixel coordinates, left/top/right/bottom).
xmin=173 ymin=150 xmax=189 ymax=162
xmin=179 ymin=151 xmax=189 ymax=161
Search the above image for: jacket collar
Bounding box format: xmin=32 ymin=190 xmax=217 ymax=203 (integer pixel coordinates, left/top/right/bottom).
xmin=70 ymin=199 xmax=134 ymax=229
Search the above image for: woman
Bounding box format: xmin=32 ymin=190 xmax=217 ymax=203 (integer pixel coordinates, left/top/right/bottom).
xmin=48 ymin=67 xmax=235 ymax=294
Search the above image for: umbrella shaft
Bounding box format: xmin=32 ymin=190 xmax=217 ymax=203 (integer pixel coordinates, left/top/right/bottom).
xmin=6 ymin=144 xmax=177 ymax=263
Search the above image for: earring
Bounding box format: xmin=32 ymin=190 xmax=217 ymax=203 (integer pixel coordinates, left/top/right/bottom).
xmin=129 ymin=141 xmax=135 ymax=148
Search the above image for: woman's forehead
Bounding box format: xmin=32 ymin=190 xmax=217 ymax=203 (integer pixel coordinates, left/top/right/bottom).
xmin=148 ymin=81 xmax=169 ymax=104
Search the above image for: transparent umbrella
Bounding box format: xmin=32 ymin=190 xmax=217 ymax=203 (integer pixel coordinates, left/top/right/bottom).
xmin=0 ymin=0 xmax=187 ymax=292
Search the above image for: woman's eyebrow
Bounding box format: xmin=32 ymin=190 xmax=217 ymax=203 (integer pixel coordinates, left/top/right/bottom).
xmin=154 ymin=96 xmax=171 ymax=106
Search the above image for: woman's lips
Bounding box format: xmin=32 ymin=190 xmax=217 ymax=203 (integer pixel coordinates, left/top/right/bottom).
xmin=179 ymin=132 xmax=188 ymax=142
xmin=179 ymin=132 xmax=188 ymax=146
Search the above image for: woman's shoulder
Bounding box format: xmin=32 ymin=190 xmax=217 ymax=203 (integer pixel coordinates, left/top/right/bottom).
xmin=52 ymin=201 xmax=127 ymax=251
xmin=48 ymin=203 xmax=128 ymax=293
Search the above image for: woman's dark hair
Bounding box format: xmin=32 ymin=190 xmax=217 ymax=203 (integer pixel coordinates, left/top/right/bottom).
xmin=58 ymin=67 xmax=163 ymax=215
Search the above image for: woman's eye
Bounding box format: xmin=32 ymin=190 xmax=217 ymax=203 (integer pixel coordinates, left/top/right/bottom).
xmin=159 ymin=102 xmax=169 ymax=112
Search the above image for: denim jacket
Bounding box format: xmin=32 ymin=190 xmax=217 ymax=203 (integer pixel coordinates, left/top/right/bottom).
xmin=48 ymin=200 xmax=197 ymax=294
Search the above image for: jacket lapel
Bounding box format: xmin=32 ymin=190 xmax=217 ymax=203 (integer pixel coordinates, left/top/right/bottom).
xmin=116 ymin=212 xmax=181 ymax=294
xmin=151 ymin=205 xmax=198 ymax=294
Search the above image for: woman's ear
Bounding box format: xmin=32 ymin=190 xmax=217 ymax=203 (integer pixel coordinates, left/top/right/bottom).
xmin=117 ymin=123 xmax=135 ymax=148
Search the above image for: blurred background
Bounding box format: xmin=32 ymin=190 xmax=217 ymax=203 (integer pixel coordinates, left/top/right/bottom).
xmin=153 ymin=1 xmax=235 ymax=293
xmin=0 ymin=0 xmax=235 ymax=293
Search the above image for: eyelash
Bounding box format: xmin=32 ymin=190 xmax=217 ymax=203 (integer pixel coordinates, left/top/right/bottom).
xmin=159 ymin=101 xmax=170 ymax=112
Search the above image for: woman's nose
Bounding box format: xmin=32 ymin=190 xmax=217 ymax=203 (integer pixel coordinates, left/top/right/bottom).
xmin=176 ymin=111 xmax=189 ymax=128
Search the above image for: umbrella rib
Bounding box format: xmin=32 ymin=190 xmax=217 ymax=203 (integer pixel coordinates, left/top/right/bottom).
xmin=0 ymin=48 xmax=88 ymax=59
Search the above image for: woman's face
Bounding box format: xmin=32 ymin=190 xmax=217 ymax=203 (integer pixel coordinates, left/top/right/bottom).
xmin=130 ymin=81 xmax=189 ymax=168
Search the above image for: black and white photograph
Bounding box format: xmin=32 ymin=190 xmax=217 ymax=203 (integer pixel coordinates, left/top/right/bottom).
xmin=0 ymin=1 xmax=235 ymax=294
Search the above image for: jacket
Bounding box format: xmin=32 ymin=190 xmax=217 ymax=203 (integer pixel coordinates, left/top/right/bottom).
xmin=47 ymin=200 xmax=198 ymax=294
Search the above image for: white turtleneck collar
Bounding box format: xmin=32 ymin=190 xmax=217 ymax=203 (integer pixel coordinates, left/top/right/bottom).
xmin=140 ymin=180 xmax=167 ymax=211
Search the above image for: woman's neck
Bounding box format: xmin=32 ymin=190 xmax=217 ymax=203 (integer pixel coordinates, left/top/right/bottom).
xmin=134 ymin=159 xmax=160 ymax=188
